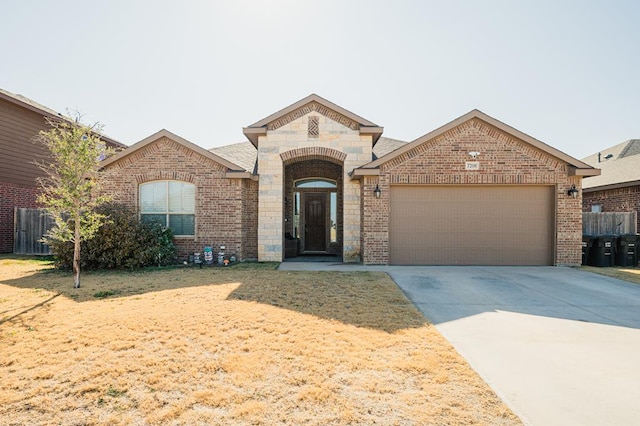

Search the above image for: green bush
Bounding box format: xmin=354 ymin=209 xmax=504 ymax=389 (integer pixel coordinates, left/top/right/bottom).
xmin=50 ymin=202 xmax=176 ymax=270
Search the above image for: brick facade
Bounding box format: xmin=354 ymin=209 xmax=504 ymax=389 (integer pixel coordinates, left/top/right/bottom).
xmin=99 ymin=98 xmax=590 ymax=267
xmin=583 ymin=185 xmax=640 ymax=232
xmin=0 ymin=182 xmax=39 ymax=253
xmin=100 ymin=136 xmax=257 ymax=261
xmin=241 ymin=179 xmax=259 ymax=261
xmin=361 ymin=118 xmax=583 ymax=266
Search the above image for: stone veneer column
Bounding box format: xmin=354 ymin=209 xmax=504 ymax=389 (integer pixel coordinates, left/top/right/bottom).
xmin=257 ymin=138 xmax=284 ymax=262
xmin=341 ymin=135 xmax=374 ymax=262
xmin=257 ymin=113 xmax=373 ymax=262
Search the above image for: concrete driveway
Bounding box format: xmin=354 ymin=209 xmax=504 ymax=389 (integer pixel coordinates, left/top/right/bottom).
xmin=279 ymin=263 xmax=640 ymax=426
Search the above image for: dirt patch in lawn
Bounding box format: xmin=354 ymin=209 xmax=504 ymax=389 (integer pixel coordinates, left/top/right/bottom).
xmin=0 ymin=257 xmax=520 ymax=425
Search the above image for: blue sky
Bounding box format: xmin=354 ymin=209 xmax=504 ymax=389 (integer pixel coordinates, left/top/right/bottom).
xmin=2 ymin=0 xmax=638 ymax=158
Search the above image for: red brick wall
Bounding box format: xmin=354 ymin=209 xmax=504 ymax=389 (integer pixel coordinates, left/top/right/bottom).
xmin=583 ymin=185 xmax=640 ymax=232
xmin=100 ymin=137 xmax=254 ymax=261
xmin=362 ymin=118 xmax=583 ymax=265
xmin=361 ymin=175 xmax=388 ymax=264
xmin=0 ymin=182 xmax=39 ymax=253
xmin=242 ymin=179 xmax=259 ymax=260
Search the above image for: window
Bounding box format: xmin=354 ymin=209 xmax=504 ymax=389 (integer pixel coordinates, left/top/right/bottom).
xmin=591 ymin=205 xmax=602 ymax=213
xmin=295 ymin=178 xmax=336 ymax=188
xmin=140 ymin=181 xmax=195 ymax=236
xmin=330 ymin=192 xmax=337 ymax=243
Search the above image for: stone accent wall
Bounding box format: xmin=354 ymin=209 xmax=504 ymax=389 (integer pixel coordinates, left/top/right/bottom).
xmin=100 ymin=136 xmax=253 ymax=261
xmin=583 ymin=185 xmax=640 ymax=232
xmin=362 ymin=118 xmax=583 ymax=266
xmin=257 ymin=111 xmax=372 ymax=262
xmin=0 ymin=182 xmax=39 ymax=253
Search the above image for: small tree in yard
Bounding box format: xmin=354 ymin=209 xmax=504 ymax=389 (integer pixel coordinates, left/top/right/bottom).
xmin=37 ymin=116 xmax=114 ymax=288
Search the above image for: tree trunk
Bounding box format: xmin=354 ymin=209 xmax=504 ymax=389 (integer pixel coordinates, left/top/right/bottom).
xmin=73 ymin=218 xmax=81 ymax=288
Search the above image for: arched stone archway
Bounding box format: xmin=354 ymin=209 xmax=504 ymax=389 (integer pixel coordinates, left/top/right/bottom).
xmin=280 ymin=146 xmax=347 ymax=166
xmin=283 ymin=158 xmax=344 ymax=256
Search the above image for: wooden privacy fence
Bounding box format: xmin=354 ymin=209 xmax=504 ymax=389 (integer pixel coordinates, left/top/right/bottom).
xmin=582 ymin=212 xmax=637 ymax=236
xmin=13 ymin=208 xmax=54 ymax=255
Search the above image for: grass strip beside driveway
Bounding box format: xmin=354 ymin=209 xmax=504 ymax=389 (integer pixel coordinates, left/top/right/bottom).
xmin=580 ymin=265 xmax=640 ymax=285
xmin=0 ymin=258 xmax=519 ymax=425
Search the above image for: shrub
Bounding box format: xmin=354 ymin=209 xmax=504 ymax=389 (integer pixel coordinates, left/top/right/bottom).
xmin=50 ymin=202 xmax=176 ymax=270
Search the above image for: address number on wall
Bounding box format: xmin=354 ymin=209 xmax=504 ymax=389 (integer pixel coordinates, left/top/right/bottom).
xmin=465 ymin=161 xmax=480 ymax=170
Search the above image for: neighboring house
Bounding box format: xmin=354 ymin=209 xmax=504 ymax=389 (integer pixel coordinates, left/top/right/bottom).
xmin=581 ymin=139 xmax=640 ymax=232
xmin=0 ymin=88 xmax=125 ymax=253
xmin=100 ymin=94 xmax=598 ymax=265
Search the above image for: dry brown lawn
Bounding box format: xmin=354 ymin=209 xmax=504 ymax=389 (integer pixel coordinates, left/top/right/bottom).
xmin=580 ymin=265 xmax=640 ymax=285
xmin=0 ymin=256 xmax=520 ymax=425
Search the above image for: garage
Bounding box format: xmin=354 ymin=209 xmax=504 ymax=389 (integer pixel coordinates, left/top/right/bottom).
xmin=389 ymin=185 xmax=555 ymax=265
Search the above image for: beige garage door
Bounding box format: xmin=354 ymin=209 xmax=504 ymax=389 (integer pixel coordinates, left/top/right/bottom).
xmin=389 ymin=186 xmax=555 ymax=265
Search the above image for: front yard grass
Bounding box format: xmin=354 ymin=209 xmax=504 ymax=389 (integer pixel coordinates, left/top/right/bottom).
xmin=0 ymin=257 xmax=520 ymax=425
xmin=580 ymin=265 xmax=640 ymax=285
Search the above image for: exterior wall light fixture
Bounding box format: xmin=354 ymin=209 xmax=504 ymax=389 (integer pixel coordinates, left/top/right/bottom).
xmin=374 ymin=184 xmax=381 ymax=198
xmin=567 ymin=184 xmax=579 ymax=198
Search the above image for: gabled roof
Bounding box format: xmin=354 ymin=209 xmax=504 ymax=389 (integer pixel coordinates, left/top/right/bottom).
xmin=243 ymin=94 xmax=383 ymax=146
xmin=101 ymin=129 xmax=249 ymax=176
xmin=0 ymin=87 xmax=126 ymax=148
xmin=354 ymin=109 xmax=599 ymax=177
xmin=581 ymin=139 xmax=640 ymax=191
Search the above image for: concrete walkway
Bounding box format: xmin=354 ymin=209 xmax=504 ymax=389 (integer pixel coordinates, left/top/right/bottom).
xmin=278 ymin=263 xmax=640 ymax=426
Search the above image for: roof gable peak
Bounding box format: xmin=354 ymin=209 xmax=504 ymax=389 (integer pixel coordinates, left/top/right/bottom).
xmin=356 ymin=109 xmax=597 ymax=176
xmin=100 ymin=128 xmax=245 ymax=172
xmin=243 ymin=94 xmax=382 ymax=146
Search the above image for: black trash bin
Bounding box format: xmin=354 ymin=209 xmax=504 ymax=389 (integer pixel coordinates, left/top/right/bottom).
xmin=615 ymin=234 xmax=639 ymax=267
xmin=582 ymin=235 xmax=594 ymax=266
xmin=589 ymin=235 xmax=616 ymax=267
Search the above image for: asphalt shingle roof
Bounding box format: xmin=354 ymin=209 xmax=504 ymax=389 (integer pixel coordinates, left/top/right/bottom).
xmin=581 ymin=139 xmax=640 ymax=189
xmin=0 ymin=88 xmax=62 ymax=117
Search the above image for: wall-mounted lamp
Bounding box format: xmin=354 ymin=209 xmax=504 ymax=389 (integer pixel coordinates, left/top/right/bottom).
xmin=468 ymin=151 xmax=480 ymax=159
xmin=374 ymin=184 xmax=381 ymax=198
xmin=567 ymin=184 xmax=579 ymax=199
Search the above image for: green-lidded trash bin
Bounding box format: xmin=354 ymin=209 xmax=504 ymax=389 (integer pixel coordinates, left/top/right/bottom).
xmin=589 ymin=235 xmax=616 ymax=267
xmin=615 ymin=234 xmax=639 ymax=267
xmin=582 ymin=235 xmax=594 ymax=266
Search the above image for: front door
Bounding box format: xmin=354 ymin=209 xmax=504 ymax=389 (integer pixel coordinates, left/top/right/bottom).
xmin=304 ymin=193 xmax=326 ymax=252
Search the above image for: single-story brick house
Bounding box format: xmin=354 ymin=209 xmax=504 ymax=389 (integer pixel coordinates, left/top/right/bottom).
xmin=581 ymin=139 xmax=640 ymax=232
xmin=100 ymin=94 xmax=599 ymax=265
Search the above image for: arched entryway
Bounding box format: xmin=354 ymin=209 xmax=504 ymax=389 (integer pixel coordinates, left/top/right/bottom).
xmin=281 ymin=148 xmax=345 ymax=260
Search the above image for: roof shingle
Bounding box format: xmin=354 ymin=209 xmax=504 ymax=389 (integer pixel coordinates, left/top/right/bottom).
xmin=581 ymin=139 xmax=640 ymax=189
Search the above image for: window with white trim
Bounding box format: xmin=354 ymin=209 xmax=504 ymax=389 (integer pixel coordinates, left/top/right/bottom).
xmin=139 ymin=181 xmax=195 ymax=236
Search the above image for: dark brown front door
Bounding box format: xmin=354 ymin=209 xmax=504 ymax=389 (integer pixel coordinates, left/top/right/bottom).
xmin=304 ymin=193 xmax=326 ymax=252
